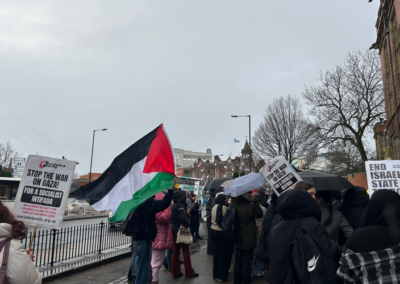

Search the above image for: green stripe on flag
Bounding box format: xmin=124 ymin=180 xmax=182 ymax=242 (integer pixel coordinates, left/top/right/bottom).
xmin=110 ymin=172 xmax=174 ymax=222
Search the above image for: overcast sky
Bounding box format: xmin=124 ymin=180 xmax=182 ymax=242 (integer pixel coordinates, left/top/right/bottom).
xmin=1 ymin=0 xmax=380 ymax=175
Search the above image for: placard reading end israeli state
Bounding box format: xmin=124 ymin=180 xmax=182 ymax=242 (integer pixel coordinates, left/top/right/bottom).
xmin=365 ymin=160 xmax=400 ymax=197
xmin=13 ymin=155 xmax=76 ymax=229
xmin=260 ymin=156 xmax=302 ymax=196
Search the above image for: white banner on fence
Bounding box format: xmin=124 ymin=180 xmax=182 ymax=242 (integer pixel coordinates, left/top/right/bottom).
xmin=365 ymin=160 xmax=400 ymax=197
xmin=260 ymin=155 xmax=302 ymax=196
xmin=13 ymin=155 xmax=76 ymax=229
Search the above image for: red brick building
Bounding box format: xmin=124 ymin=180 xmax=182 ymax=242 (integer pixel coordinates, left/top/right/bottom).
xmin=189 ymin=140 xmax=265 ymax=182
xmin=371 ymin=0 xmax=400 ymax=159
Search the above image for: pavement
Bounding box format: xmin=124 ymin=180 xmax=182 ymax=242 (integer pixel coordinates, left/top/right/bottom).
xmin=45 ymin=241 xmax=269 ymax=284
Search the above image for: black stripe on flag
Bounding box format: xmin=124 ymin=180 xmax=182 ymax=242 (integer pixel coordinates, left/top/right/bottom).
xmin=69 ymin=125 xmax=160 ymax=205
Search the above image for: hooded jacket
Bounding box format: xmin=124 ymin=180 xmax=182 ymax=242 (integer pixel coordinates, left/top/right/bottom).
xmin=268 ymin=189 xmax=341 ymax=284
xmin=233 ymin=192 xmax=263 ymax=249
xmin=170 ymin=190 xmax=190 ymax=232
xmin=341 ymin=187 xmax=369 ymax=230
xmin=133 ymin=189 xmax=174 ymax=242
xmin=152 ymin=192 xmax=173 ymax=250
xmin=338 ymin=190 xmax=400 ymax=283
xmin=345 ymin=189 xmax=400 ymax=253
xmin=0 ymin=224 xmax=42 ymax=284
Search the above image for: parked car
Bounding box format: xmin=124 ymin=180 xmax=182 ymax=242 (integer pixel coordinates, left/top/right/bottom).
xmin=66 ymin=198 xmax=95 ymax=215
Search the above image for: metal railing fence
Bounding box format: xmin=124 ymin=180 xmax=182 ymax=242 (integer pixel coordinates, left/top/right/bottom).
xmin=21 ymin=221 xmax=131 ymax=268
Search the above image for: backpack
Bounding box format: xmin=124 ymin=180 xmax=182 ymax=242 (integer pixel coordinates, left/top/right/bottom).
xmin=290 ymin=218 xmax=338 ymax=284
xmin=222 ymin=203 xmax=241 ymax=243
xmin=122 ymin=208 xmax=146 ymax=237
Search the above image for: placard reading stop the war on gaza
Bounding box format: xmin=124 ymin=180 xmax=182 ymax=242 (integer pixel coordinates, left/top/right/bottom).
xmin=260 ymin=156 xmax=302 ymax=196
xmin=365 ymin=160 xmax=400 ymax=197
xmin=13 ymin=155 xmax=76 ymax=229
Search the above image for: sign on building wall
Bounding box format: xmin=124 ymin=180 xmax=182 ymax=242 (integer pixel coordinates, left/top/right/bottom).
xmin=13 ymin=155 xmax=76 ymax=229
xmin=260 ymin=156 xmax=302 ymax=196
xmin=365 ymin=160 xmax=400 ymax=197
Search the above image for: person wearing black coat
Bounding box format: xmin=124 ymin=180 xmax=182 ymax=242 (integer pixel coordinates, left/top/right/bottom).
xmin=189 ymin=194 xmax=201 ymax=241
xmin=268 ymin=189 xmax=341 ymax=284
xmin=131 ymin=188 xmax=174 ymax=284
xmin=206 ymin=190 xmax=216 ymax=255
xmin=338 ymin=190 xmax=400 ymax=283
xmin=262 ymin=192 xmax=278 ymax=237
xmin=170 ymin=190 xmax=199 ymax=278
xmin=341 ymin=186 xmax=369 ymax=230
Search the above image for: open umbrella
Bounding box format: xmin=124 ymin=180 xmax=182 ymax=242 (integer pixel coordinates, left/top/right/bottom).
xmin=223 ymin=173 xmax=266 ymax=197
xmin=220 ymin=179 xmax=234 ymax=188
xmin=298 ymin=171 xmax=353 ymax=191
xmin=207 ymin=178 xmax=231 ymax=191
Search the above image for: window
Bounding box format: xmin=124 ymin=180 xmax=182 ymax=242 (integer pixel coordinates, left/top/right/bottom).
xmin=227 ymin=163 xmax=231 ymax=169
xmin=228 ymin=173 xmax=232 ymax=178
xmin=383 ymin=133 xmax=389 ymax=147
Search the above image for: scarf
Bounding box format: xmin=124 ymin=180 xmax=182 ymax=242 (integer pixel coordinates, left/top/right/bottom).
xmin=361 ymin=189 xmax=400 ymax=227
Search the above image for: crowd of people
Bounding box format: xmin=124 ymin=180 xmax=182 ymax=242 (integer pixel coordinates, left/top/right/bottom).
xmin=129 ymin=186 xmax=202 ymax=284
xmin=205 ymin=181 xmax=400 ymax=284
xmin=1 ymin=178 xmax=400 ymax=284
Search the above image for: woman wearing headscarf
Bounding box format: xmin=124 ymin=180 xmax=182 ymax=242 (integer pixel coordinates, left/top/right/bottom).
xmin=268 ymin=189 xmax=341 ymax=284
xmin=337 ymin=189 xmax=400 ymax=283
xmin=170 ymin=190 xmax=199 ymax=278
xmin=341 ymin=186 xmax=369 ymax=230
xmin=211 ymin=193 xmax=233 ymax=282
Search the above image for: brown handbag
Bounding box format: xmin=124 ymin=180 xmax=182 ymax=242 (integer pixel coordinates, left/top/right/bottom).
xmin=0 ymin=239 xmax=11 ymax=284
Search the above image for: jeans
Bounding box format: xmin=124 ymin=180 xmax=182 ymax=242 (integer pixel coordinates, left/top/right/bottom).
xmin=251 ymin=257 xmax=264 ymax=275
xmin=167 ymin=249 xmax=172 ymax=270
xmin=130 ymin=247 xmax=137 ymax=278
xmin=133 ymin=240 xmax=152 ymax=284
xmin=171 ymin=231 xmax=196 ymax=277
xmin=233 ymin=248 xmax=253 ymax=284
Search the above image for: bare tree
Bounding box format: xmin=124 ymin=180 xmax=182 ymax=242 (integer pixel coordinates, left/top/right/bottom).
xmin=253 ymin=94 xmax=322 ymax=163
xmin=0 ymin=140 xmax=22 ymax=168
xmin=303 ymin=49 xmax=385 ymax=167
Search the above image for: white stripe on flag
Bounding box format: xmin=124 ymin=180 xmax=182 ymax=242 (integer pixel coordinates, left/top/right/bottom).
xmin=92 ymin=157 xmax=157 ymax=213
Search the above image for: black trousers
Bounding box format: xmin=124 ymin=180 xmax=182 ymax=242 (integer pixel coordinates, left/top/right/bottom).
xmin=211 ymin=229 xmax=233 ymax=281
xmin=190 ymin=222 xmax=199 ymax=238
xmin=233 ymin=248 xmax=253 ymax=284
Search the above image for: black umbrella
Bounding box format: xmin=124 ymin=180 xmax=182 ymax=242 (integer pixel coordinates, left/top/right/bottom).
xmin=207 ymin=178 xmax=231 ymax=191
xmin=203 ymin=182 xmax=211 ymax=191
xmin=298 ymin=171 xmax=353 ymax=191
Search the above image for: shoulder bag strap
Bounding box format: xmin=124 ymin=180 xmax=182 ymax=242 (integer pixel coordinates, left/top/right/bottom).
xmin=178 ymin=207 xmax=188 ymax=221
xmin=0 ymin=239 xmax=12 ymax=284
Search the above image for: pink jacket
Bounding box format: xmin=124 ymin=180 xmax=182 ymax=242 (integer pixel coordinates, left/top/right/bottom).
xmin=152 ymin=192 xmax=174 ymax=250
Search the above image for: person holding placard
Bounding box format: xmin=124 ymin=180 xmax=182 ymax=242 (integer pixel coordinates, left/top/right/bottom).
xmin=0 ymin=200 xmax=42 ymax=284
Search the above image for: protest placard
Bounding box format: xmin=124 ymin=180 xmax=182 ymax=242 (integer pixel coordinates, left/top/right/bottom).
xmin=260 ymin=155 xmax=302 ymax=196
xmin=365 ymin=160 xmax=400 ymax=196
xmin=13 ymin=155 xmax=76 ymax=229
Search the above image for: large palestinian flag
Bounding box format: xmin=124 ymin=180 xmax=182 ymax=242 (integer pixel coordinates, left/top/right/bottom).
xmin=70 ymin=125 xmax=175 ymax=222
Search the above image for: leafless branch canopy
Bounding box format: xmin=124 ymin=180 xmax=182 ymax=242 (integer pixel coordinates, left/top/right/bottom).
xmin=303 ymin=49 xmax=385 ymax=163
xmin=0 ymin=140 xmax=22 ymax=168
xmin=253 ymin=94 xmax=322 ymax=163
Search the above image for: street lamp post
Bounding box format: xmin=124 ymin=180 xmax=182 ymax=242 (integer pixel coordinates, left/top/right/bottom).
xmin=89 ymin=128 xmax=107 ymax=183
xmin=231 ymin=115 xmax=251 ymax=172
